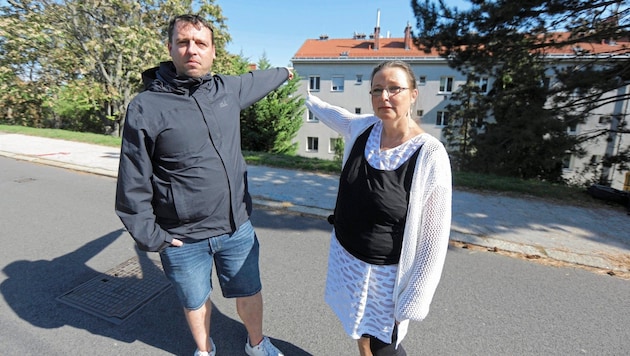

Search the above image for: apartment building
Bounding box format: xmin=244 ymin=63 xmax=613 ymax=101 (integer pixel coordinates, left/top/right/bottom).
xmin=290 ymin=18 xmax=630 ymax=190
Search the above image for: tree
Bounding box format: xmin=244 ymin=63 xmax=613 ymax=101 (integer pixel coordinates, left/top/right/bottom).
xmin=0 ymin=0 xmax=236 ymax=135
xmin=442 ymin=72 xmax=490 ymax=171
xmin=412 ymin=0 xmax=629 ymax=183
xmin=0 ymin=1 xmax=55 ymax=127
xmin=240 ymin=54 xmax=304 ymax=154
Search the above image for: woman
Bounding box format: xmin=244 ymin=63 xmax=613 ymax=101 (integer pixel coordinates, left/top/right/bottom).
xmin=306 ymin=60 xmax=452 ymax=356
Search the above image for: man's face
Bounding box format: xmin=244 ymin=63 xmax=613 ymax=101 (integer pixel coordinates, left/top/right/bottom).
xmin=168 ymin=20 xmax=215 ymax=78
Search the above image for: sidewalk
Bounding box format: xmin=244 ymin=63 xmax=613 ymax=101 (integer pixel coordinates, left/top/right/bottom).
xmin=1 ymin=132 xmax=629 ymax=275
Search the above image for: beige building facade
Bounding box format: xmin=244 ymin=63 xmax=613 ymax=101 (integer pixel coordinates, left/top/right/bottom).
xmin=290 ymin=25 xmax=629 ymax=190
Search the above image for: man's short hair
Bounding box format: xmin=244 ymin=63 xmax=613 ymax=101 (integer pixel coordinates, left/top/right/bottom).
xmin=167 ymin=14 xmax=214 ymax=45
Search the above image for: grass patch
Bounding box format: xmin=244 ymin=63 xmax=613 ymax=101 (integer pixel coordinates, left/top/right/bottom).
xmin=453 ymin=171 xmax=599 ymax=207
xmin=242 ymin=150 xmax=342 ymax=174
xmin=0 ymin=124 xmax=121 ymax=147
xmin=1 ymin=124 xmax=621 ymax=210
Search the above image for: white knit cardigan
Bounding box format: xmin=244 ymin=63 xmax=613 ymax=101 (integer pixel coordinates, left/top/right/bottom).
xmin=306 ymin=94 xmax=452 ymax=323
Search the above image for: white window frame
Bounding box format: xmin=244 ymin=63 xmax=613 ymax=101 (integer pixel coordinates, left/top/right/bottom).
xmin=439 ymin=76 xmax=454 ymax=93
xmin=356 ymin=74 xmax=363 ymax=84
xmin=418 ymin=75 xmax=427 ymax=85
xmin=562 ymin=154 xmax=572 ymax=170
xmin=309 ymin=76 xmax=320 ymax=91
xmin=307 ymin=136 xmax=319 ymax=152
xmin=436 ymin=111 xmax=450 ymax=126
xmin=306 ymin=110 xmax=318 ymax=122
xmin=331 ymin=76 xmax=344 ymax=92
xmin=329 ymin=137 xmax=342 ymax=153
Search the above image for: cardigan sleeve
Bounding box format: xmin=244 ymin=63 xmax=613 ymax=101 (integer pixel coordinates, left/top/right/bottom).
xmin=305 ymin=93 xmax=372 ymax=140
xmin=394 ymin=139 xmax=452 ymax=322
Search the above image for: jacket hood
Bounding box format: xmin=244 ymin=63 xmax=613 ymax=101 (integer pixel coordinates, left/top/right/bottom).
xmin=141 ymin=61 xmax=213 ymax=94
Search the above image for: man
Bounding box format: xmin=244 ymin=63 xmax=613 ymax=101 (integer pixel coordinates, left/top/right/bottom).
xmin=115 ymin=14 xmax=291 ymax=356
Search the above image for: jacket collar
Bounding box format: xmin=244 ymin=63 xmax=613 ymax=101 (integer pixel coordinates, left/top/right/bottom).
xmin=142 ymin=61 xmax=213 ymax=95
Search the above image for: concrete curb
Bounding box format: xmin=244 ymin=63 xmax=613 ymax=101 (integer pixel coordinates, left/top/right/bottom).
xmin=252 ymin=198 xmax=628 ymax=273
xmin=0 ymin=151 xmax=118 ymax=178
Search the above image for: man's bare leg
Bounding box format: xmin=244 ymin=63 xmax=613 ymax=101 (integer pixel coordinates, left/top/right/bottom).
xmin=236 ymin=291 xmax=264 ymax=346
xmin=184 ymin=298 xmax=213 ymax=352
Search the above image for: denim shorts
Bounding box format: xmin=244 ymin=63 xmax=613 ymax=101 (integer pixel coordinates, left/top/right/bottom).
xmin=159 ymin=220 xmax=262 ymax=310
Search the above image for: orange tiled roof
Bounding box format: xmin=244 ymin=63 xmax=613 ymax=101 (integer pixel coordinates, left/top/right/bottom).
xmin=293 ymin=37 xmax=442 ymax=59
xmin=543 ymin=32 xmax=630 ymax=55
xmin=293 ymin=33 xmax=629 ymax=60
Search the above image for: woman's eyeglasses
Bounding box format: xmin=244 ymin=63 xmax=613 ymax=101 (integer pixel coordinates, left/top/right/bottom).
xmin=369 ymin=86 xmax=408 ymax=97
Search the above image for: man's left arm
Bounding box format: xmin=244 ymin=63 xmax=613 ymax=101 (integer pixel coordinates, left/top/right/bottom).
xmin=238 ymin=67 xmax=292 ymax=109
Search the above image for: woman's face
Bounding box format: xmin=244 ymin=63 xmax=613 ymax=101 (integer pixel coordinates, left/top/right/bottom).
xmin=370 ymin=67 xmax=418 ymax=122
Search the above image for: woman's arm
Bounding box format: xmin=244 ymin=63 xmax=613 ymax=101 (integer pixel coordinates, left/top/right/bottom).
xmin=395 ymin=142 xmax=452 ymax=321
xmin=305 ymin=93 xmax=371 ymax=138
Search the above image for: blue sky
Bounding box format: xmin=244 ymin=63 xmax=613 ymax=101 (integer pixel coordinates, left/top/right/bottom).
xmin=219 ymin=0 xmax=470 ymax=67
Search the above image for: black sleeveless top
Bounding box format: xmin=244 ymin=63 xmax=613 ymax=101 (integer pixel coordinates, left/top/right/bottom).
xmin=332 ymin=125 xmax=421 ymax=265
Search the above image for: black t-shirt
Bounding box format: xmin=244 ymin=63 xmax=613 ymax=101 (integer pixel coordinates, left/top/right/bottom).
xmin=332 ymin=125 xmax=420 ymax=265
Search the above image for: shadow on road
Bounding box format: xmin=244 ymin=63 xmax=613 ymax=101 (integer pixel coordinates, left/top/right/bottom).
xmin=1 ymin=228 xmax=310 ymax=354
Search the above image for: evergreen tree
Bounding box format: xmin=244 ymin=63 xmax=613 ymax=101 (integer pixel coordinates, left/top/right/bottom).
xmin=442 ymin=73 xmax=489 ymax=172
xmin=240 ymin=54 xmax=304 ymax=154
xmin=412 ymin=0 xmax=629 ymax=183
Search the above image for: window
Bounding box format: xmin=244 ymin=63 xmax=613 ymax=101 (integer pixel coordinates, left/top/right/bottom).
xmin=541 ymin=77 xmax=551 ymax=91
xmin=562 ymin=155 xmax=572 ymax=169
xmin=598 ymin=116 xmax=610 ymax=125
xmin=567 ymin=122 xmax=577 ymax=134
xmin=307 ymin=110 xmax=318 ymax=122
xmin=355 ymin=108 xmax=361 ymax=114
xmin=356 ymin=74 xmax=363 ymax=84
xmin=307 ymin=137 xmax=319 ymax=152
xmin=436 ymin=111 xmax=450 ymax=126
xmin=439 ymin=76 xmax=454 ymax=93
xmin=309 ymin=76 xmax=320 ymax=91
xmin=478 ymin=77 xmax=489 ymax=92
xmin=329 ymin=137 xmax=343 ymax=153
xmin=332 ymin=76 xmax=344 ymax=91
xmin=417 ymin=109 xmax=424 ymax=117
xmin=418 ymin=75 xmax=427 ymax=85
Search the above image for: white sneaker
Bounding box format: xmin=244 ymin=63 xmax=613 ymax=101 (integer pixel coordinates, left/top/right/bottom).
xmin=193 ymin=337 xmax=216 ymax=356
xmin=245 ymin=336 xmax=284 ymax=356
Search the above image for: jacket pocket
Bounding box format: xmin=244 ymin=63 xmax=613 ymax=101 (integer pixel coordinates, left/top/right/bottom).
xmin=151 ymin=176 xmax=179 ymax=221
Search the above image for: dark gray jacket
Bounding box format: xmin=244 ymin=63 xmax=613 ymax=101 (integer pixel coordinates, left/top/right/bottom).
xmin=115 ymin=61 xmax=290 ymax=251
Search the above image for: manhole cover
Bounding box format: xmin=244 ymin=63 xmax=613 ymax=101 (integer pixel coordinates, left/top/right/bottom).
xmin=57 ymin=256 xmax=171 ymax=324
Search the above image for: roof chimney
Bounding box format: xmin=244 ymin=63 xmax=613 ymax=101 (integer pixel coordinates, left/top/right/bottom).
xmin=374 ymin=9 xmax=381 ymax=50
xmin=404 ymin=22 xmax=412 ymax=50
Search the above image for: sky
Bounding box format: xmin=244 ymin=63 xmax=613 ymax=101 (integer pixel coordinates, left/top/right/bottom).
xmin=219 ymin=0 xmax=471 ymax=67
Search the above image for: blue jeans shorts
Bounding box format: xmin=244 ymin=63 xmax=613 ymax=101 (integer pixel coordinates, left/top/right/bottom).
xmin=159 ymin=220 xmax=262 ymax=310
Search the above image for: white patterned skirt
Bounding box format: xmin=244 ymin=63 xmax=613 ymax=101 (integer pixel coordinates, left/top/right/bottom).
xmin=325 ymin=232 xmax=408 ymax=345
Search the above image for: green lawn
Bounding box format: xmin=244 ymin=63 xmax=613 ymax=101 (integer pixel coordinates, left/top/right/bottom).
xmin=1 ymin=124 xmax=622 ymax=210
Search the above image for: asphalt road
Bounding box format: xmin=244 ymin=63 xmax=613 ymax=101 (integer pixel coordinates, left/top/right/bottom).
xmin=1 ymin=157 xmax=629 ymax=355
